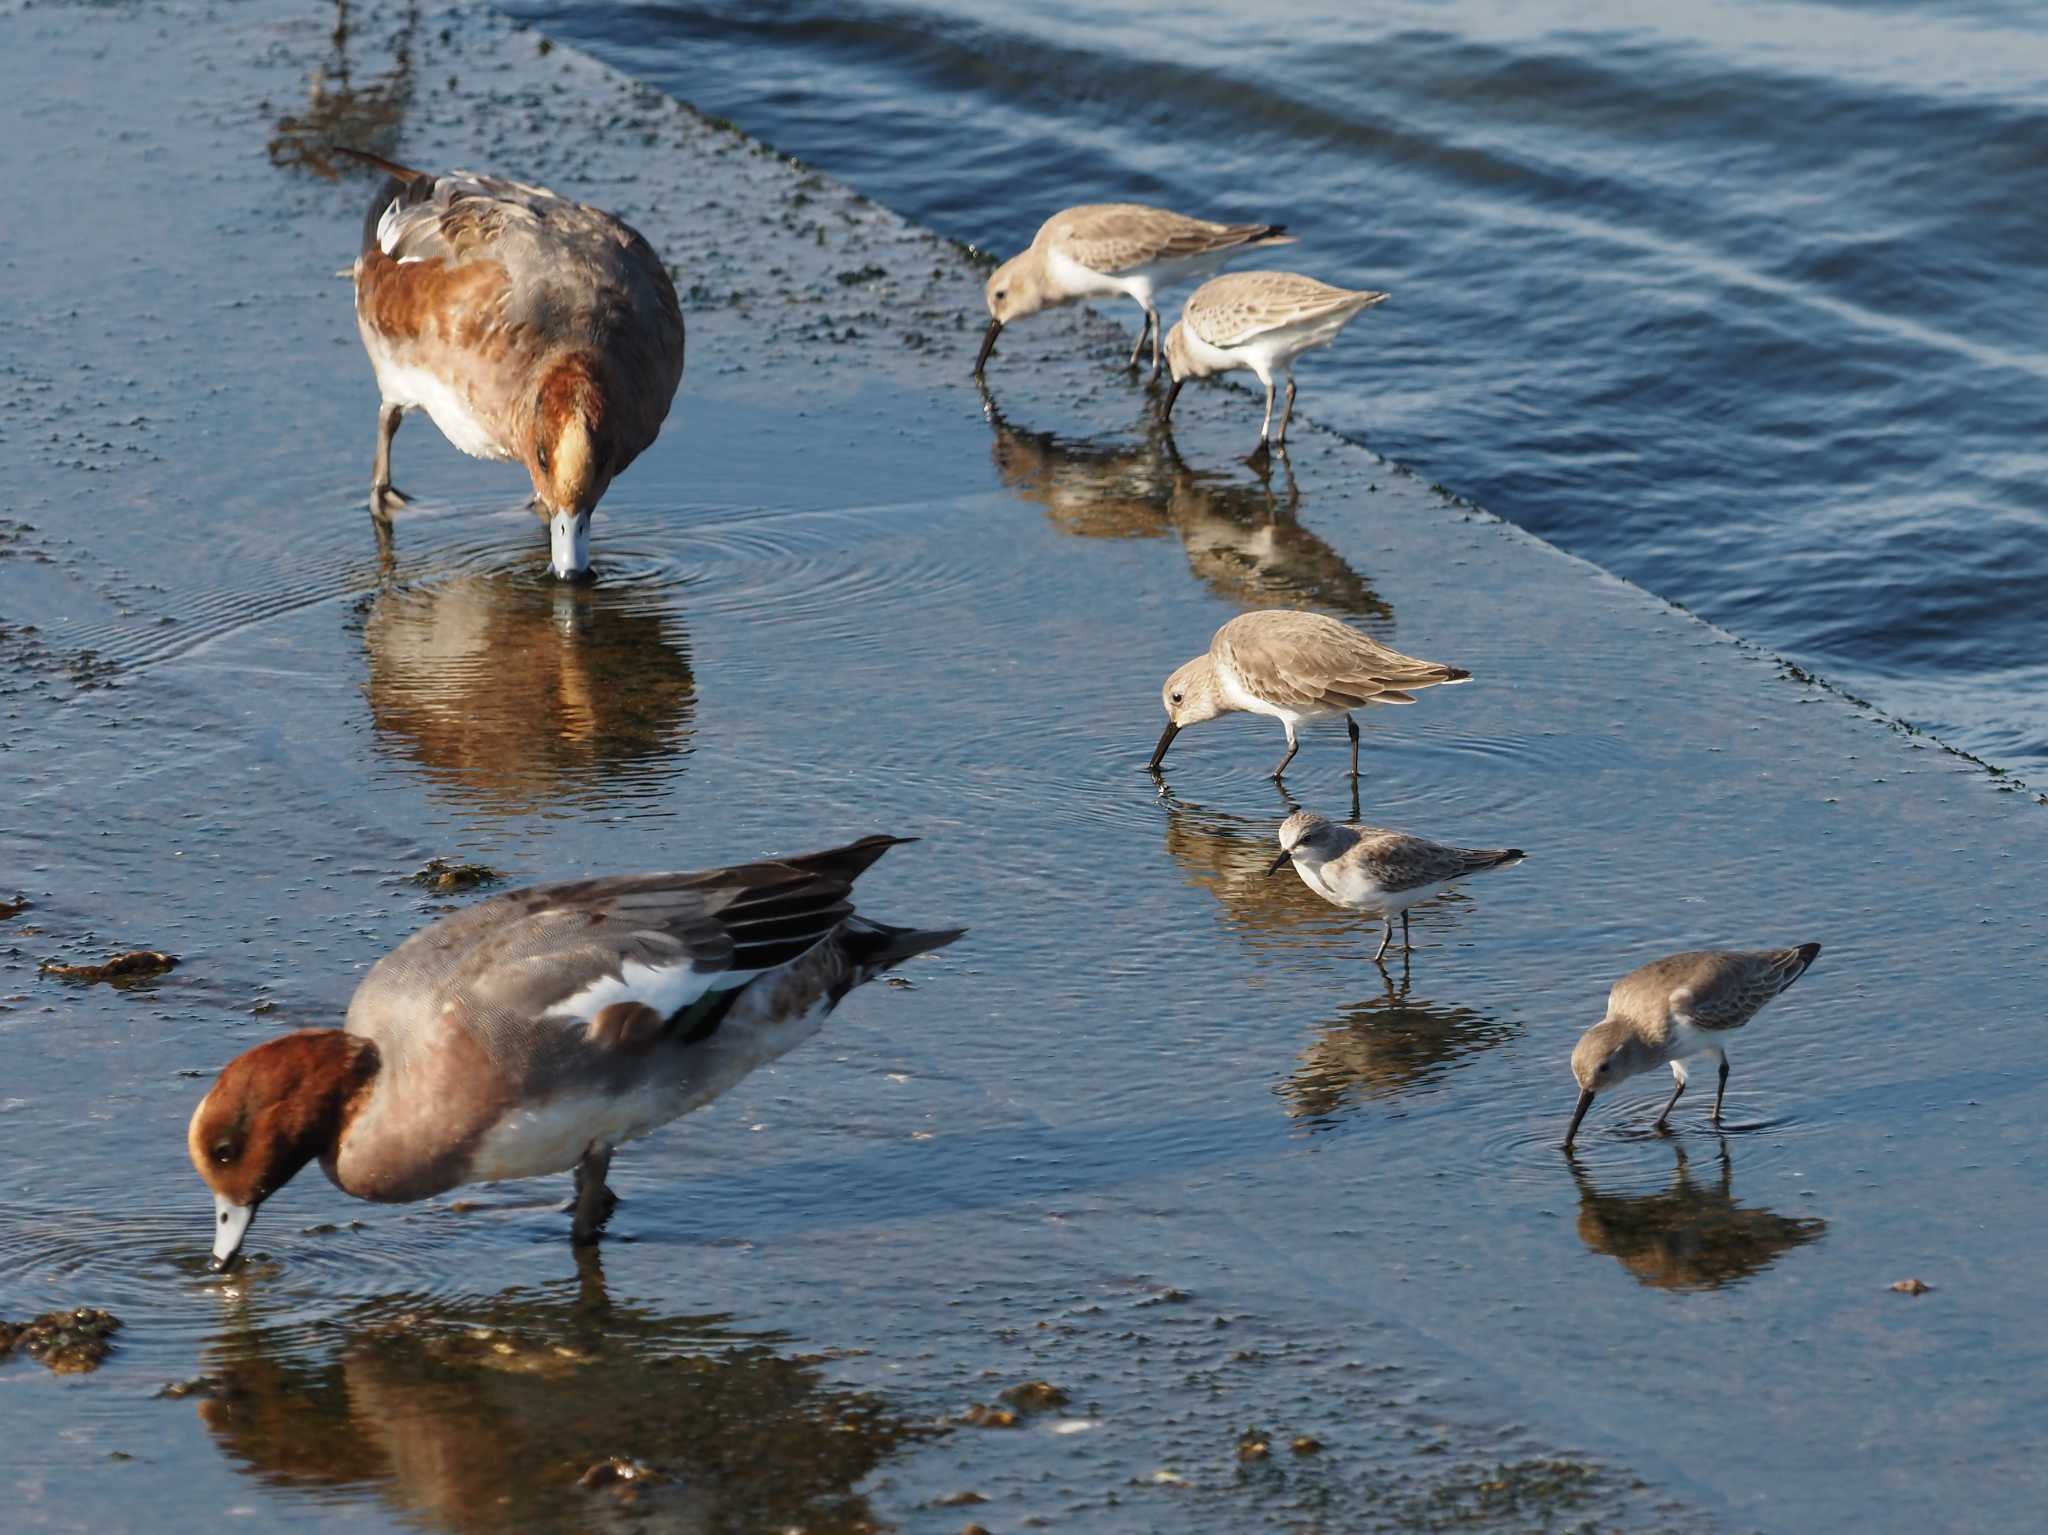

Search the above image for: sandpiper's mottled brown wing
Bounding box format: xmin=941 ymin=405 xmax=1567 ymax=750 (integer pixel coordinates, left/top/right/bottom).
xmin=1043 ymin=204 xmax=1291 ymax=277
xmin=1184 ymin=272 xmax=1388 ymax=348
xmin=1616 ymin=946 xmax=1822 ymax=1034
xmin=1215 ymin=610 xmax=1469 ymax=713
xmin=1347 ymin=830 xmax=1525 ymax=894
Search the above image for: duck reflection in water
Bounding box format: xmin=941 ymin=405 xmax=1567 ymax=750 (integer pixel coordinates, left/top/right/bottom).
xmin=1570 ymin=1143 xmax=1825 ymax=1291
xmin=982 ymin=391 xmax=1388 ymax=619
xmin=362 ymin=569 xmax=694 ymax=816
xmin=188 ymin=1252 xmax=924 ymax=1533
xmin=1281 ymin=971 xmax=1515 ymax=1122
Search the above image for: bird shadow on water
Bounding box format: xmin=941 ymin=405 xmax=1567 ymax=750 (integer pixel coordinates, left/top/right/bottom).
xmin=178 ymin=1251 xmax=927 ymax=1534
xmin=353 ymin=565 xmax=696 ymax=817
xmin=979 ymin=387 xmax=1391 ymax=621
xmin=1567 ymin=1142 xmax=1826 ymax=1291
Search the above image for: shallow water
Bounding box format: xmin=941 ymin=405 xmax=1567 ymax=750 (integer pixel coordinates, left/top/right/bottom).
xmin=2 ymin=2 xmax=2045 ymax=1531
xmin=515 ymin=0 xmax=2048 ymax=778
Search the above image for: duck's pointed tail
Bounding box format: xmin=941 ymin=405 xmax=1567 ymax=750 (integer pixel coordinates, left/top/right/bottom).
xmin=330 ymin=145 xmax=431 ymax=182
xmin=839 ymin=918 xmax=966 ymax=984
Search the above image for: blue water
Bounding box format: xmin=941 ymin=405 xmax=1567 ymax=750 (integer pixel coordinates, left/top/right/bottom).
xmin=514 ymin=0 xmax=2048 ymax=776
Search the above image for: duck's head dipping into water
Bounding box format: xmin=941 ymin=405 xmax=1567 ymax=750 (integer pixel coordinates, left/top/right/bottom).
xmin=187 ymin=1031 xmax=380 ymax=1271
xmin=528 ymin=353 xmax=622 ymax=580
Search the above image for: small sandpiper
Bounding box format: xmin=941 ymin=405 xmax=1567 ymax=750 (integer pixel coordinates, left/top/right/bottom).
xmin=1150 ymin=609 xmax=1469 ymax=780
xmin=1268 ymin=810 xmax=1523 ymax=963
xmin=1563 ymin=944 xmax=1823 ymax=1148
xmin=975 ymin=204 xmax=1295 ymax=380
xmin=1161 ymin=272 xmax=1388 ymax=454
xmin=339 ymin=147 xmax=685 ymax=578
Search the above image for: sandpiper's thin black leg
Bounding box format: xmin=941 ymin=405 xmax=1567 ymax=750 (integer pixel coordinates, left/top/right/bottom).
xmin=1270 ymin=729 xmax=1300 ymax=781
xmin=1277 ymin=377 xmax=1297 ymax=445
xmin=1372 ymin=917 xmax=1394 ymax=965
xmin=570 ymin=1145 xmax=618 ymax=1246
xmin=1654 ymin=1073 xmax=1687 ymax=1131
xmin=1713 ymin=1057 xmax=1730 ymax=1124
xmin=1126 ymin=308 xmax=1151 ymax=371
xmin=1149 ymin=306 xmax=1164 ymax=380
xmin=1401 ymin=909 xmax=1413 ymax=951
xmin=1347 ymin=714 xmax=1361 ymax=778
xmin=1258 ymin=380 xmax=1276 ymax=445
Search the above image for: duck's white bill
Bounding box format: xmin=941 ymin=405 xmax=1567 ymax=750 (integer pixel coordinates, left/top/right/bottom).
xmin=549 ymin=510 xmax=591 ymax=579
xmin=211 ymin=1194 xmax=254 ymax=1268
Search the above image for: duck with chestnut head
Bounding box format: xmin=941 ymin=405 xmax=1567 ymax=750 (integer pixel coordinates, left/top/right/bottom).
xmin=189 ymin=837 xmax=962 ymax=1269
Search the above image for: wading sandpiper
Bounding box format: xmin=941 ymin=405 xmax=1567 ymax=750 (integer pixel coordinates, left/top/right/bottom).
xmin=1563 ymin=944 xmax=1823 ymax=1148
xmin=1161 ymin=272 xmax=1388 ymax=455
xmin=975 ymin=204 xmax=1295 ymax=381
xmin=1268 ymin=809 xmax=1523 ymax=963
xmin=1150 ymin=609 xmax=1469 ymax=781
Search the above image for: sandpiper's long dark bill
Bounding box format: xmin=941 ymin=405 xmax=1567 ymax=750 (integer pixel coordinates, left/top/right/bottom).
xmin=1562 ymin=944 xmax=1822 ymax=1149
xmin=976 ymin=203 xmax=1295 ymax=380
xmin=1269 ymin=809 xmax=1524 ymax=963
xmin=1160 ymin=271 xmax=1388 ymax=453
xmin=1151 ymin=609 xmax=1469 ymax=781
xmin=337 ymin=147 xmax=686 ymax=578
xmin=188 ymin=836 xmax=962 ymax=1269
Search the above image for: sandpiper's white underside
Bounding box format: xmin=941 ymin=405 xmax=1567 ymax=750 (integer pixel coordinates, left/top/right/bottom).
xmin=1182 ymin=308 xmax=1361 ymax=386
xmin=1215 ymin=654 xmax=1338 ymax=727
xmin=1292 ymin=857 xmax=1455 ymax=918
xmin=1660 ymin=1019 xmax=1727 ymax=1083
xmin=1045 ymin=245 xmax=1257 ymax=312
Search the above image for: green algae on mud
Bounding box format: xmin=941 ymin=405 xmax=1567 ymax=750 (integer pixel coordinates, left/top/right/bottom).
xmin=1 ymin=1309 xmax=124 ymax=1375
xmin=38 ymin=951 xmax=179 ymax=986
xmin=408 ymin=858 xmax=502 ymax=893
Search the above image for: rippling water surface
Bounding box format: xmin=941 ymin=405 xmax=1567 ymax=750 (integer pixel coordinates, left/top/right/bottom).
xmin=515 ymin=0 xmax=2048 ymax=774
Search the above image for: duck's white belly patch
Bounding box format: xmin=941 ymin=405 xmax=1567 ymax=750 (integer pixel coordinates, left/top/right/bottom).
xmin=363 ymin=336 xmax=512 ymax=462
xmin=463 ymin=994 xmax=838 ymax=1186
xmin=466 ymin=1085 xmax=679 ymax=1183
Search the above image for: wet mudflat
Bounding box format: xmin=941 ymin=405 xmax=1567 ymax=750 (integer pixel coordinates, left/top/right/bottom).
xmin=0 ymin=2 xmax=2043 ymax=1531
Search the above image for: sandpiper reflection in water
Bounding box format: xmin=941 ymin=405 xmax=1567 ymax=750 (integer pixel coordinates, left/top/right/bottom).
xmin=982 ymin=395 xmax=1389 ymax=618
xmin=189 ymin=1254 xmax=926 ymax=1533
xmin=1570 ymin=1144 xmax=1825 ymax=1291
xmin=362 ymin=569 xmax=695 ymax=815
xmin=1158 ymin=789 xmax=1365 ymax=947
xmin=1280 ymin=973 xmax=1515 ymax=1122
